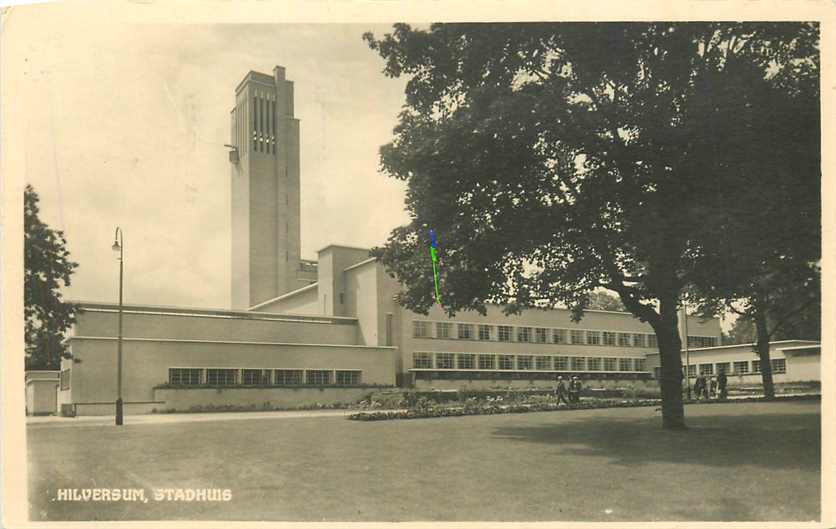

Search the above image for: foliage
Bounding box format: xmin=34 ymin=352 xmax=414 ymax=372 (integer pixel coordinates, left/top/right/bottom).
xmin=364 ymin=22 xmax=818 ymax=428
xmin=586 ymin=291 xmax=626 ymax=312
xmin=24 ymin=184 xmax=79 ymax=370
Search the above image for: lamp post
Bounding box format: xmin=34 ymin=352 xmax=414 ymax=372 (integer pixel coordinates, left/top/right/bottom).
xmin=112 ymin=227 xmax=124 ymax=426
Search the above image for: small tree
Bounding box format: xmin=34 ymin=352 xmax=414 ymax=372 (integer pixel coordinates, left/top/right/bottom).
xmin=364 ymin=22 xmax=818 ymax=429
xmin=24 ymin=184 xmax=78 ymax=370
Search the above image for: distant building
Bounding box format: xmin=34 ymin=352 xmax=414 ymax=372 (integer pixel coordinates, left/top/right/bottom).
xmin=55 ymin=66 xmax=776 ymax=416
xmin=25 ymin=371 xmax=59 ymax=416
xmin=646 ymin=340 xmax=821 ymax=384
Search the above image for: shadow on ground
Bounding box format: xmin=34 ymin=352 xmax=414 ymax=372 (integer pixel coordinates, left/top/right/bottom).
xmin=491 ymin=404 xmax=820 ymax=472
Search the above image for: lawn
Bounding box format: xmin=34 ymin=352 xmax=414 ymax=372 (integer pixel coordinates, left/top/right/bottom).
xmin=27 ymin=400 xmax=820 ymax=522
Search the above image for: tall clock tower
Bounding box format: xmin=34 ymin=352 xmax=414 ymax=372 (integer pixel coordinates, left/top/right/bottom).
xmin=229 ymin=66 xmax=301 ymax=309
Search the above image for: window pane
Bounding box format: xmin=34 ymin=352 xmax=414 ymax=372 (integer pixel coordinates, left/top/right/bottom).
xmin=733 ymin=361 xmax=749 ymax=374
xmin=715 ymin=362 xmax=730 ymax=375
xmin=554 ymin=356 xmax=569 ymax=370
xmin=535 ymin=356 xmax=552 ymax=370
xmin=634 ymin=359 xmax=646 ymax=372
xmin=535 ymin=328 xmax=548 ymax=344
xmin=632 ymin=334 xmax=646 ymax=347
xmin=618 ymin=333 xmax=631 ymax=346
xmin=457 ymin=324 xmax=474 ymax=340
xmin=619 ymin=358 xmax=632 ymax=371
xmin=413 ymin=321 xmax=430 ymax=338
xmin=478 ymin=354 xmax=495 ymax=370
xmin=336 ymin=370 xmax=361 ymax=385
xmin=770 ymin=358 xmax=786 ymax=374
xmin=436 ymin=353 xmax=454 ymax=369
xmin=604 ymin=358 xmax=617 ymax=371
xmin=517 ymin=327 xmax=532 ymax=343
xmin=498 ymin=355 xmax=515 ymax=370
xmin=603 ymin=332 xmax=616 ymax=346
xmin=571 ymin=357 xmax=586 ymax=370
xmin=478 ymin=325 xmax=493 ymax=340
xmin=274 ymin=369 xmax=303 ymax=385
xmin=517 ymin=355 xmax=534 ymax=370
xmin=647 ymin=334 xmax=658 ymax=348
xmin=586 ymin=331 xmax=601 ymax=345
xmin=206 ymin=368 xmax=237 ymax=385
xmin=752 ymin=360 xmax=761 ymax=373
xmin=436 ymin=322 xmax=452 ymax=339
xmin=699 ymin=363 xmax=714 ymax=375
xmin=413 ymin=352 xmax=433 ymax=369
xmin=552 ymin=329 xmax=566 ymax=344
xmin=570 ymin=330 xmax=585 ymax=344
xmin=242 ymin=369 xmax=268 ymax=385
xmin=498 ymin=326 xmax=512 ymax=342
xmin=305 ymin=370 xmax=332 ymax=385
xmin=587 ymin=358 xmax=601 ymax=371
xmin=457 ymin=353 xmax=475 ymax=369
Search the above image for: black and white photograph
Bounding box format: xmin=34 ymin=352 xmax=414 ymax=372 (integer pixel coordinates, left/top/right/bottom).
xmin=2 ymin=1 xmax=832 ymax=526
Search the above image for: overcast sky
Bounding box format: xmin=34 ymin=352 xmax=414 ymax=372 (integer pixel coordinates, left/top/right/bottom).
xmin=20 ymin=16 xmax=411 ymax=308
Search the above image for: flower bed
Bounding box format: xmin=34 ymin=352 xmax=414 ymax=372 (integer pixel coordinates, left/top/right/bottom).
xmin=349 ymin=398 xmax=661 ymax=421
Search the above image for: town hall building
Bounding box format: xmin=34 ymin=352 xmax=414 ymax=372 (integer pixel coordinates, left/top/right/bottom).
xmin=50 ymin=67 xmax=817 ymax=416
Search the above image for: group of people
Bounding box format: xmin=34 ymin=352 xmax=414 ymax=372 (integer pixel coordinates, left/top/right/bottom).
xmin=691 ymin=369 xmax=728 ymax=400
xmin=554 ymin=375 xmax=582 ymax=405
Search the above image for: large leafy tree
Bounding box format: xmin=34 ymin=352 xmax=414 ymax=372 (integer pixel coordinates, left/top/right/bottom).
xmin=24 ymin=184 xmax=78 ymax=370
xmin=364 ymin=22 xmax=818 ymax=429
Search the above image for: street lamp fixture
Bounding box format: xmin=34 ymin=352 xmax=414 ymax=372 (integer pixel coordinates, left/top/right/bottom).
xmin=113 ymin=227 xmax=124 ymax=426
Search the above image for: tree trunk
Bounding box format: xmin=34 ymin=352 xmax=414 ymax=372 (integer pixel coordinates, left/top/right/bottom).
xmin=754 ymin=305 xmax=776 ymax=400
xmin=655 ymin=295 xmax=687 ymax=429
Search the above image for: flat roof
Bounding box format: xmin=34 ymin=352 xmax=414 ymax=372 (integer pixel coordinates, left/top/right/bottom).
xmin=317 ymin=244 xmax=372 ymax=254
xmin=247 ymin=282 xmax=319 ymax=310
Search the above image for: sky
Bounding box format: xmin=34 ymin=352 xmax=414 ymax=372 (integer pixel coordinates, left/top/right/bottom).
xmin=18 ymin=15 xmax=411 ymax=308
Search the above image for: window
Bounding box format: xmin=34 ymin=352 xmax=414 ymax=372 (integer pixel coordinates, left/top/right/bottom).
xmin=336 ymin=370 xmax=361 ymax=385
xmin=413 ymin=352 xmax=433 ymax=369
xmin=552 ymin=329 xmax=566 ymax=344
xmin=517 ymin=355 xmax=534 ymax=370
xmin=734 ymin=361 xmax=749 ymax=374
xmin=699 ymin=363 xmax=714 ymax=376
xmin=478 ymin=325 xmax=493 ymax=341
xmin=603 ymin=332 xmax=616 ymax=346
xmin=688 ymin=336 xmax=719 ymax=348
xmin=413 ymin=321 xmax=430 ymax=338
xmin=571 ymin=357 xmax=586 ymax=370
xmin=604 ymin=358 xmax=617 ymax=371
xmin=586 ymin=331 xmax=601 ymax=345
xmin=436 ymin=322 xmax=452 ymax=339
xmin=306 ymin=370 xmax=332 ymax=385
xmin=478 ymin=354 xmax=495 ymax=370
xmin=498 ymin=326 xmax=512 ymax=342
xmin=206 ymin=368 xmax=237 ymax=385
xmin=536 ymin=356 xmax=552 ymax=370
xmin=535 ymin=328 xmax=548 ymax=344
xmin=632 ymin=334 xmax=646 ymax=347
xmin=436 ymin=353 xmax=454 ymax=369
xmin=457 ymin=353 xmax=476 ymax=370
xmin=59 ymin=369 xmax=71 ymax=390
xmin=634 ymin=358 xmax=646 ymax=372
xmin=457 ymin=324 xmax=474 ymax=340
xmin=771 ymin=358 xmax=786 ymax=374
xmin=571 ymin=330 xmax=585 ymax=344
xmin=618 ymin=333 xmax=632 ymax=347
xmin=687 ymin=364 xmax=697 ymax=377
xmin=169 ymin=368 xmax=201 ymax=385
xmin=242 ymin=369 xmax=269 ymax=385
xmin=715 ymin=362 xmax=731 ymax=375
xmin=554 ymin=356 xmax=569 ymax=370
xmin=517 ymin=327 xmax=532 ymax=343
xmin=587 ymin=358 xmax=602 ymax=371
xmin=752 ymin=360 xmax=761 ymax=373
xmin=647 ymin=334 xmax=658 ymax=348
xmin=619 ymin=358 xmax=633 ymax=372
xmin=498 ymin=355 xmax=515 ymax=370
xmin=274 ymin=369 xmax=303 ymax=385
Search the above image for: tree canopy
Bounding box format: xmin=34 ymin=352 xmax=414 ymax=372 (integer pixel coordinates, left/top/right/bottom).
xmin=24 ymin=184 xmax=78 ymax=370
xmin=364 ymin=22 xmax=819 ymax=428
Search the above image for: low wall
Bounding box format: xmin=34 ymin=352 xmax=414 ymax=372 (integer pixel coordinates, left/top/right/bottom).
xmin=154 ymin=387 xmax=384 ymax=412
xmin=67 ymin=402 xmax=162 ymax=417
xmin=414 ymin=378 xmax=659 ymax=391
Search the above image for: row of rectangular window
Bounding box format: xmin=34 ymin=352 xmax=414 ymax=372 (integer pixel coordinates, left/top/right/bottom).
xmin=413 ymin=352 xmax=646 ymax=372
xmin=168 ymin=368 xmax=362 ymax=386
xmin=412 ymin=321 xmax=718 ymax=349
xmin=684 ymin=359 xmax=786 ymax=376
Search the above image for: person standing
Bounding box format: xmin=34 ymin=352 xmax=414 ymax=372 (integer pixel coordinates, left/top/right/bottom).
xmin=554 ymin=376 xmax=570 ymax=405
xmin=718 ymin=368 xmax=728 ymax=400
xmin=706 ymin=375 xmax=715 ymax=399
xmin=570 ymin=376 xmax=582 ymax=403
xmin=694 ymin=374 xmax=706 ymax=400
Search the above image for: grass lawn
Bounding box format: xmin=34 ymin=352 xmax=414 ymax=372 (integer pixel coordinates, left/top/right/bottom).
xmin=27 ymin=400 xmax=820 ymax=522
